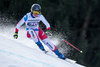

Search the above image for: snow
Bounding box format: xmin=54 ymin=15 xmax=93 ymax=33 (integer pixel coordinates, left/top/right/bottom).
xmin=0 ymin=26 xmax=85 ymax=67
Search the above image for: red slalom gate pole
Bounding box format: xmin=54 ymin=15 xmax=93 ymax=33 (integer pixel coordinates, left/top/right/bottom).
xmin=62 ymin=39 xmax=83 ymax=53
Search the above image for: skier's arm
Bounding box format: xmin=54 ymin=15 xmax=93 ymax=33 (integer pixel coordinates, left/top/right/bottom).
xmin=14 ymin=15 xmax=27 ymax=39
xmin=14 ymin=17 xmax=25 ymax=39
xmin=40 ymin=15 xmax=53 ymax=36
xmin=40 ymin=15 xmax=51 ymax=30
xmin=15 ymin=14 xmax=28 ymax=33
xmin=15 ymin=17 xmax=25 ymax=33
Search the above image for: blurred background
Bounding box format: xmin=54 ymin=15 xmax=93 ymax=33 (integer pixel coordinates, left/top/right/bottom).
xmin=0 ymin=0 xmax=100 ymax=67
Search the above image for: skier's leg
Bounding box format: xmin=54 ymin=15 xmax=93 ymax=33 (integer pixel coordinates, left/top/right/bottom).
xmin=38 ymin=27 xmax=65 ymax=59
xmin=42 ymin=38 xmax=65 ymax=59
xmin=27 ymin=29 xmax=46 ymax=51
xmin=36 ymin=40 xmax=45 ymax=51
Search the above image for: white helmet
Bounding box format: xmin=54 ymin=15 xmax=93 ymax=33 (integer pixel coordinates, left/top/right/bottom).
xmin=31 ymin=4 xmax=41 ymax=12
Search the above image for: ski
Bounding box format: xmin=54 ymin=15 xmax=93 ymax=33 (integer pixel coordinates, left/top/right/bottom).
xmin=65 ymin=58 xmax=76 ymax=64
xmin=43 ymin=50 xmax=76 ymax=64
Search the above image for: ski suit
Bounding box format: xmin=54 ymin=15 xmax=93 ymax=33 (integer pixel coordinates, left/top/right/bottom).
xmin=15 ymin=12 xmax=57 ymax=51
xmin=15 ymin=12 xmax=65 ymax=59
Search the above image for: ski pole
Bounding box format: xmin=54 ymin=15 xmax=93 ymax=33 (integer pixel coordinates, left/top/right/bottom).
xmin=62 ymin=39 xmax=83 ymax=53
xmin=46 ymin=32 xmax=83 ymax=53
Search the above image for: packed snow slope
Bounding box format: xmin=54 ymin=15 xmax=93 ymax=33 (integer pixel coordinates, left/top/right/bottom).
xmin=0 ymin=26 xmax=85 ymax=67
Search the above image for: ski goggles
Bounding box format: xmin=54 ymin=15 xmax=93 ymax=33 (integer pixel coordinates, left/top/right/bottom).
xmin=33 ymin=11 xmax=40 ymax=15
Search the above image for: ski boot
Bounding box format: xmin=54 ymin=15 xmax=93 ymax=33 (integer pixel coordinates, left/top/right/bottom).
xmin=54 ymin=49 xmax=65 ymax=60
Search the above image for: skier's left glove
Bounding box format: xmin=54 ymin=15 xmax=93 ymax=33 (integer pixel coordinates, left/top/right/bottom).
xmin=13 ymin=32 xmax=18 ymax=39
xmin=45 ymin=27 xmax=52 ymax=36
xmin=45 ymin=30 xmax=52 ymax=36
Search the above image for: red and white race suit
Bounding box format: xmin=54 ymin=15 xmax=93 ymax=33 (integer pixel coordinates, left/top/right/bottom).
xmin=15 ymin=12 xmax=57 ymax=51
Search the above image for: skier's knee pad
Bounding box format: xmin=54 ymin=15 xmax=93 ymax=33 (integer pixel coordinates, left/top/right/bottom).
xmin=42 ymin=39 xmax=57 ymax=51
xmin=52 ymin=45 xmax=57 ymax=52
xmin=36 ymin=41 xmax=44 ymax=50
xmin=27 ymin=31 xmax=31 ymax=38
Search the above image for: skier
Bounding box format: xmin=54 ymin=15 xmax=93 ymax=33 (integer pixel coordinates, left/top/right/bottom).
xmin=13 ymin=4 xmax=65 ymax=60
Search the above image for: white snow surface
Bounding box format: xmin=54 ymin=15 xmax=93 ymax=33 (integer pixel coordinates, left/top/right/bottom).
xmin=0 ymin=26 xmax=85 ymax=67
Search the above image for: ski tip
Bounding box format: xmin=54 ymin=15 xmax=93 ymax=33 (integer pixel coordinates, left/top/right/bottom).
xmin=65 ymin=58 xmax=76 ymax=64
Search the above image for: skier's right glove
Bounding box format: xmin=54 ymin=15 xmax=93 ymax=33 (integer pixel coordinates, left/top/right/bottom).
xmin=13 ymin=32 xmax=18 ymax=39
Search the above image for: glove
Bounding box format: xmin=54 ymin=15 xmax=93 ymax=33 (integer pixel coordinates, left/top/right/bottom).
xmin=45 ymin=30 xmax=52 ymax=36
xmin=13 ymin=32 xmax=18 ymax=39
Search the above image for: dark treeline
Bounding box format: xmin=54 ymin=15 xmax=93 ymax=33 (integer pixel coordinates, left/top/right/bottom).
xmin=0 ymin=0 xmax=100 ymax=67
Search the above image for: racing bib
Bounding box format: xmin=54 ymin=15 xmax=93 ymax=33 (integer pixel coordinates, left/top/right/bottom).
xmin=27 ymin=22 xmax=38 ymax=27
